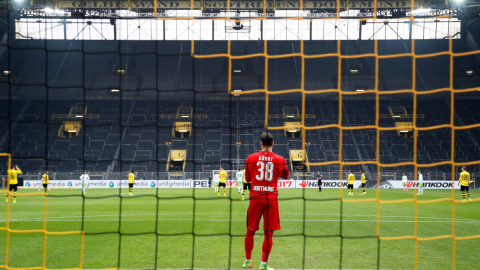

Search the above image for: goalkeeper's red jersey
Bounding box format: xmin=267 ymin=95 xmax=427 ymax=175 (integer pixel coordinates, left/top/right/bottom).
xmin=244 ymin=150 xmax=289 ymax=199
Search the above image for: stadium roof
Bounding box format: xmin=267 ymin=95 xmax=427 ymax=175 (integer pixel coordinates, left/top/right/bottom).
xmin=8 ymin=0 xmax=480 ymax=19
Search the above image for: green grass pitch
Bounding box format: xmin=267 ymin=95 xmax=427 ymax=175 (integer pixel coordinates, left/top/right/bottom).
xmin=1 ymin=187 xmax=479 ymax=269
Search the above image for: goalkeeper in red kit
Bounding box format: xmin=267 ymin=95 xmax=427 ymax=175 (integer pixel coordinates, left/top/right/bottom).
xmin=242 ymin=132 xmax=289 ymax=270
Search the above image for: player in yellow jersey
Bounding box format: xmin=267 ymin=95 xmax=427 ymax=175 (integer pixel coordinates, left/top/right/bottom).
xmin=128 ymin=170 xmax=135 ymax=196
xmin=360 ymin=170 xmax=366 ymax=195
xmin=458 ymin=166 xmax=472 ymax=202
xmin=218 ymin=166 xmax=227 ymax=197
xmin=42 ymin=171 xmax=49 ymax=195
xmin=347 ymin=170 xmax=355 ymax=196
xmin=241 ymin=169 xmax=250 ymax=201
xmin=6 ymin=165 xmax=22 ymax=203
xmin=38 ymin=170 xmax=51 ymax=193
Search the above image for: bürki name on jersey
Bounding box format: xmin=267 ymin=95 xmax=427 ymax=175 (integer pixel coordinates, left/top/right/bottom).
xmin=253 ymin=186 xmax=275 ymax=192
xmin=258 ymin=156 xmax=273 ymax=162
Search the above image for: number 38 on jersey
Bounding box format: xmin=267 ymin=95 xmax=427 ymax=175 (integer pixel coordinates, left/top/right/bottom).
xmin=256 ymin=161 xmax=274 ymax=181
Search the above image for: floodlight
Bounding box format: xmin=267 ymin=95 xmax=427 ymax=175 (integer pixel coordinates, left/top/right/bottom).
xmin=356 ymin=89 xmax=365 ymax=92
xmin=466 ymin=70 xmax=473 ymax=76
xmin=111 ymin=89 xmax=120 ymax=92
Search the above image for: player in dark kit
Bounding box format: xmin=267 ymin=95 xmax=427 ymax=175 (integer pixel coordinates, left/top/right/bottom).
xmin=242 ymin=132 xmax=289 ymax=270
xmin=317 ymin=171 xmax=322 ymax=192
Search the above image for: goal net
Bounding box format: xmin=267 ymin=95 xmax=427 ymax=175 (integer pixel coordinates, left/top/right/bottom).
xmin=1 ymin=1 xmax=480 ymax=269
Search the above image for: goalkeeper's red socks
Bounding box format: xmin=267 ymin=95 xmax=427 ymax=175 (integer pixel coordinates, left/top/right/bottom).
xmin=262 ymin=230 xmax=274 ymax=263
xmin=245 ymin=229 xmax=255 ymax=261
xmin=245 ymin=229 xmax=274 ymax=264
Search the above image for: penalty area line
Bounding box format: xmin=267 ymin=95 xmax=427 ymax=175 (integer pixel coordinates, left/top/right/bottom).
xmin=1 ymin=213 xmax=477 ymax=222
xmin=3 ymin=218 xmax=480 ymax=224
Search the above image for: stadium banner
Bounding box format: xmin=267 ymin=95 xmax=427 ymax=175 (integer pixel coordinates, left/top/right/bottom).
xmin=388 ymin=180 xmax=461 ymax=189
xmin=296 ymin=180 xmax=363 ymax=188
xmin=191 ymin=180 xmax=293 ymax=188
xmin=24 ymin=180 xmax=83 ymax=188
xmin=277 ymin=180 xmax=295 ymax=188
xmin=54 ymin=0 xmax=419 ymax=9
xmin=192 ymin=180 xmax=241 ymax=188
xmin=156 ymin=180 xmax=191 ymax=188
xmin=23 ymin=180 xmax=190 ymax=188
xmin=22 ymin=179 xmax=357 ymax=189
xmin=296 ymin=180 xmax=463 ymax=189
xmin=22 ymin=179 xmax=296 ymax=188
xmin=20 ymin=179 xmax=463 ymax=189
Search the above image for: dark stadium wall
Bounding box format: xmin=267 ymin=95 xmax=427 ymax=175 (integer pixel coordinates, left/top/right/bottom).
xmin=1 ymin=15 xmax=480 ymax=176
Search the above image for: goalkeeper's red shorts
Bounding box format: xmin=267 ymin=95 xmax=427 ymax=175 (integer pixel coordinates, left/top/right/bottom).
xmin=247 ymin=193 xmax=280 ymax=231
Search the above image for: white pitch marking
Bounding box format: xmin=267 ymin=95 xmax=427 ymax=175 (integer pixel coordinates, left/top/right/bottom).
xmin=84 ymin=269 xmax=385 ymax=270
xmin=1 ymin=213 xmax=477 ymax=222
xmin=2 ymin=218 xmax=480 ymax=224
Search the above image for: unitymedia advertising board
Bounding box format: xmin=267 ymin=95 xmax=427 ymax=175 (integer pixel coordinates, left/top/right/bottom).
xmin=23 ymin=180 xmax=191 ymax=189
xmin=21 ymin=180 xmax=463 ymax=189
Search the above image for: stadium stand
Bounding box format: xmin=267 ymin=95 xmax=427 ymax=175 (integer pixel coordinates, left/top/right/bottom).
xmin=0 ymin=39 xmax=479 ymax=177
